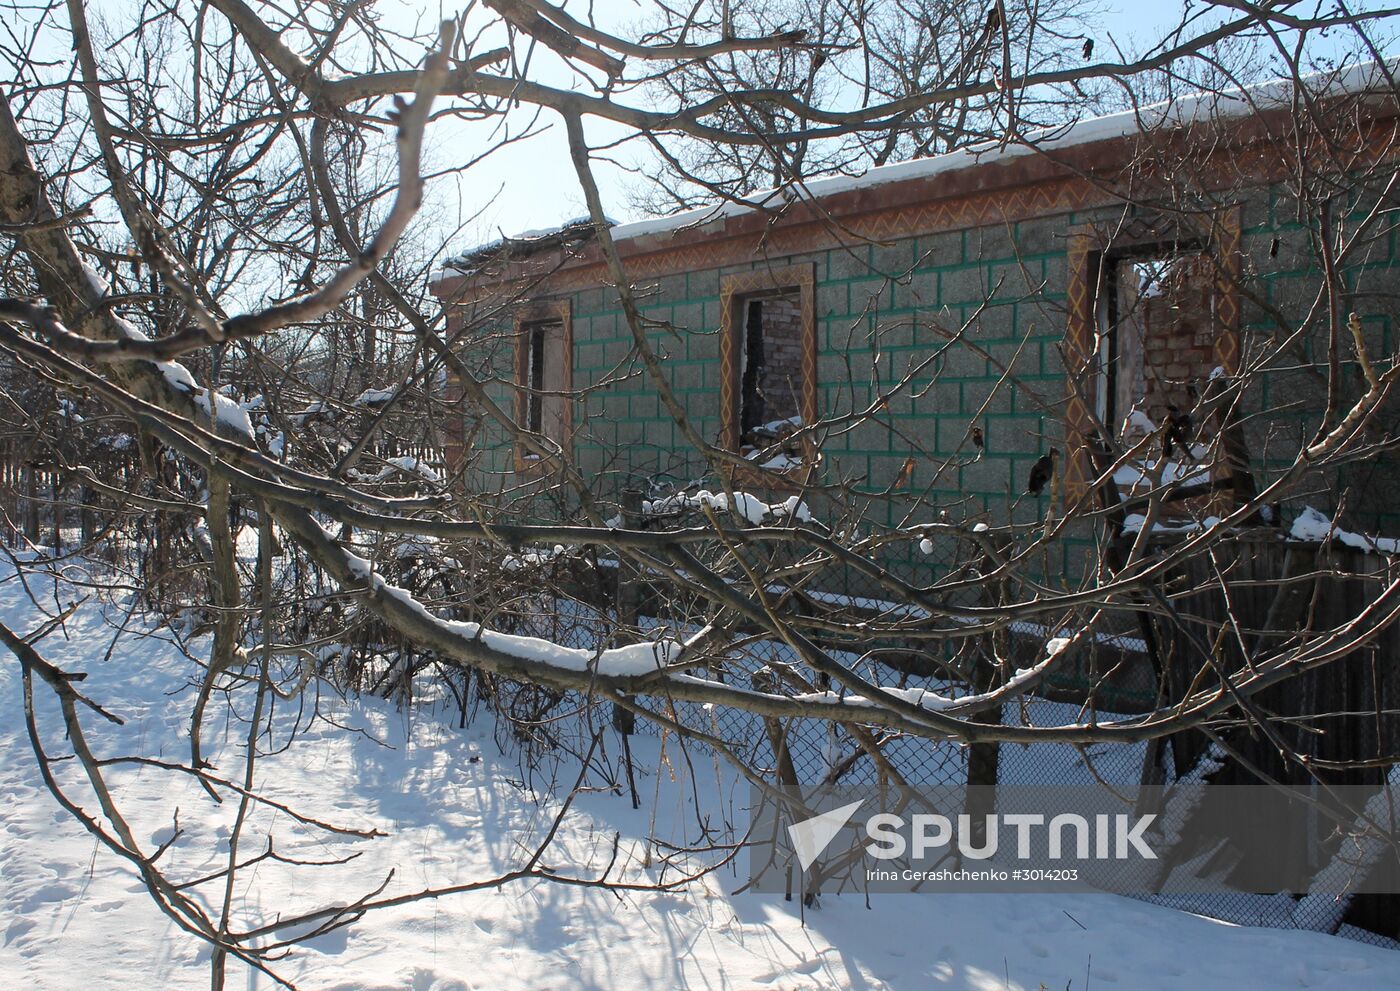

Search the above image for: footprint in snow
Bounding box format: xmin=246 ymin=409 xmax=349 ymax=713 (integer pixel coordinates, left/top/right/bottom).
xmin=22 ymin=880 xmax=75 ymax=908
xmin=304 ymin=926 xmax=349 ymax=956
xmin=648 ymin=893 xmax=691 ymax=914
xmin=1330 ymin=957 xmax=1371 ymax=973
xmin=150 ymin=825 xmax=183 ymax=847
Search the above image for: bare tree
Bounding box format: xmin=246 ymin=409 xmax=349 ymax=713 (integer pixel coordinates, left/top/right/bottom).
xmin=2 ymin=0 xmax=1400 ymax=980
xmin=627 ymin=0 xmax=1102 ymax=211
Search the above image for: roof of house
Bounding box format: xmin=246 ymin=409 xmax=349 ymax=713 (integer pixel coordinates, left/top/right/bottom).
xmin=431 ymin=60 xmax=1398 ymax=289
xmin=437 ymin=216 xmax=608 ymax=279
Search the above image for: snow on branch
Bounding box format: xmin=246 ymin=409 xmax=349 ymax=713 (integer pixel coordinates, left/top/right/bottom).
xmin=643 ymin=489 xmax=813 ymax=525
xmin=347 ymin=456 xmax=443 ymax=485
xmin=366 ymin=571 xmax=703 ymax=677
xmin=790 ymin=629 xmax=1083 ymax=714
xmin=1290 ymin=505 xmax=1400 ymax=555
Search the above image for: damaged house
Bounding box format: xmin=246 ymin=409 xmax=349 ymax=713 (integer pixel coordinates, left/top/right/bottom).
xmin=428 ymin=65 xmax=1400 ymax=942
xmin=432 ymin=66 xmax=1400 ymax=552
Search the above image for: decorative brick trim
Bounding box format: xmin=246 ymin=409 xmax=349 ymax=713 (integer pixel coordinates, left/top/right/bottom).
xmin=432 ymin=103 xmax=1400 ymax=307
xmin=1062 ymin=208 xmax=1243 ymax=506
xmin=441 ymin=175 xmax=1101 ymax=304
xmin=718 ymin=263 xmax=818 ymax=452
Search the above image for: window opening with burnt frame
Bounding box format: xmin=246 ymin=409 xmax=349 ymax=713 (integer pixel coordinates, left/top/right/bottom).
xmin=525 ymin=321 xmax=547 ymax=434
xmin=513 ymin=308 xmax=570 ymax=471
xmin=737 ymin=291 xmax=804 ymax=455
xmin=1102 ymin=247 xmax=1206 ymax=434
xmin=1063 ymin=214 xmax=1242 ymax=507
xmin=1099 ymin=243 xmax=1220 ymax=501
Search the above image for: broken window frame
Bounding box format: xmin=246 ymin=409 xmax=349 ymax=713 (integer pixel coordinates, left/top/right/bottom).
xmin=718 ymin=264 xmax=818 ymax=469
xmin=1097 ymin=240 xmax=1210 ymax=440
xmin=1062 ymin=211 xmax=1243 ymax=509
xmin=512 ymin=300 xmax=573 ymax=473
xmin=526 ymin=321 xmax=547 ymax=434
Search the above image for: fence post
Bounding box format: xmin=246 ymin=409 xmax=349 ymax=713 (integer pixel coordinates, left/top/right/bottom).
xmin=753 ymin=666 xmax=802 ymax=901
xmin=21 ymin=463 xmax=38 ymax=543
xmin=1 ymin=452 xmax=14 ymax=547
xmin=611 ymin=487 xmax=642 ymax=737
xmin=612 ymin=488 xmax=642 ymax=807
xmin=615 ymin=488 xmax=644 ymax=618
xmin=50 ymin=471 xmax=62 ymax=553
xmin=964 ymin=534 xmax=1008 ymax=848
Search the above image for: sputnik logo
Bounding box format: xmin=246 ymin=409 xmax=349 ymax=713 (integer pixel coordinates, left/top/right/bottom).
xmin=787 ymin=799 xmax=864 ymax=871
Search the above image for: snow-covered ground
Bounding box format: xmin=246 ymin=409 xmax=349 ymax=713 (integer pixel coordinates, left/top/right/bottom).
xmin=2 ymin=559 xmax=1398 ymax=989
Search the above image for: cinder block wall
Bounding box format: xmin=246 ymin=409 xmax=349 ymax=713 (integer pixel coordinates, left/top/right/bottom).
xmin=448 ymin=182 xmax=1400 ymax=561
xmin=1240 ymin=186 xmax=1400 ymax=534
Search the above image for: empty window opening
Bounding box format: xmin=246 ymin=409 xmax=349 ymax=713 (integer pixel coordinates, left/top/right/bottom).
xmin=518 ymin=318 xmax=567 ymax=460
xmin=526 ymin=322 xmax=546 ymax=434
xmin=1063 ymin=217 xmax=1242 ymax=508
xmin=1100 ymin=248 xmax=1217 ymax=449
xmin=738 ymin=292 xmax=803 ymax=451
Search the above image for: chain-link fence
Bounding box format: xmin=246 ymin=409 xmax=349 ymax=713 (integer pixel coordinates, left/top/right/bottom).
xmin=490 ymin=561 xmax=1400 ymax=953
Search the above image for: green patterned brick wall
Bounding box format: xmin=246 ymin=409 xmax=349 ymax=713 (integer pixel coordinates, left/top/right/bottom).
xmin=453 ymin=183 xmax=1400 ymax=563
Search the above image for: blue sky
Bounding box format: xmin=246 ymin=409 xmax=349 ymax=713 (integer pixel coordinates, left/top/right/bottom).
xmin=55 ymin=0 xmax=1397 ymax=268
xmin=419 ymin=0 xmax=1395 ymax=262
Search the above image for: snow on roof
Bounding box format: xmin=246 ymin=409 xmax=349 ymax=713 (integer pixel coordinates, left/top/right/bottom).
xmin=431 ymin=60 xmax=1397 ymax=287
xmin=607 ymin=60 xmax=1397 ymax=243
xmin=433 ymin=215 xmax=617 ymax=283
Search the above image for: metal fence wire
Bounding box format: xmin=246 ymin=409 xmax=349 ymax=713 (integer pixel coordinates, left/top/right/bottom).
xmin=495 ymin=546 xmax=1400 ymax=954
